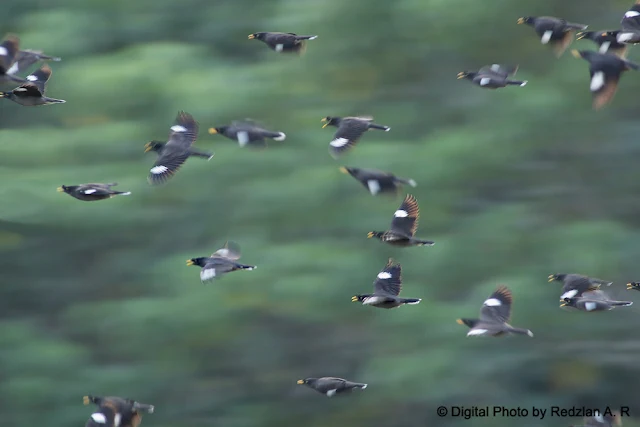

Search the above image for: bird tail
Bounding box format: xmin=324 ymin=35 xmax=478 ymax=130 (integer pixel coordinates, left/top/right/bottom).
xmin=347 ymin=382 xmax=367 ymax=390
xmin=507 ymin=327 xmax=534 ymax=337
xmin=396 ymin=177 xmax=417 ymax=187
xmin=624 ymin=59 xmax=640 ymax=70
xmin=414 ymin=239 xmax=435 ymax=246
xmin=566 ymin=23 xmax=588 ymax=31
xmin=189 ymin=148 xmax=215 ymax=161
xmin=131 ymin=402 xmax=155 ymax=414
xmin=44 ymin=98 xmax=66 ymax=104
xmin=610 ymin=300 xmax=633 ymax=307
xmin=400 ymin=298 xmax=421 ymax=305
xmin=506 ymin=80 xmax=527 ymax=87
xmin=369 ymin=123 xmax=391 ymax=132
xmin=113 ymin=191 xmax=131 ymax=196
xmin=0 ymin=92 xmax=8 ymax=98
xmin=263 ymin=131 xmax=286 ymax=141
xmin=234 ymin=263 xmax=257 ymax=271
xmin=295 ymin=35 xmax=318 ymax=40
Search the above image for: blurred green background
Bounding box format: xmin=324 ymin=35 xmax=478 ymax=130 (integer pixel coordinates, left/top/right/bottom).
xmin=2 ymin=0 xmax=640 ymax=426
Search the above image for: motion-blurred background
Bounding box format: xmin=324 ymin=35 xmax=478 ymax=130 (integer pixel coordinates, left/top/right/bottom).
xmin=2 ymin=0 xmax=640 ymax=426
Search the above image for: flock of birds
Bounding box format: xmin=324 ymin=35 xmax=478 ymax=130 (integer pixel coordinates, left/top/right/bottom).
xmin=2 ymin=3 xmax=640 ymax=427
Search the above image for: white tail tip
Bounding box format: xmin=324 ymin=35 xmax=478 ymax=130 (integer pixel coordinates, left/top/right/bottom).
xmin=274 ymin=132 xmax=286 ymax=141
xmin=527 ymin=330 xmax=534 ymax=337
xmin=384 ymin=127 xmax=391 ymax=132
xmin=407 ymin=179 xmax=417 ymax=187
xmin=520 ymin=81 xmax=528 ymax=87
xmin=406 ymin=299 xmax=421 ymax=305
xmin=309 ymin=36 xmax=318 ymax=40
xmin=360 ymin=384 xmax=367 ymax=389
xmin=208 ymin=153 xmax=215 ymax=161
xmin=120 ymin=192 xmax=132 ymax=196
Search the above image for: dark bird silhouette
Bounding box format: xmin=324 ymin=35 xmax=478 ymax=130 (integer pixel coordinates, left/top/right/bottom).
xmin=208 ymin=120 xmax=286 ymax=149
xmin=352 ymin=258 xmax=421 ymax=309
xmin=248 ymin=32 xmax=317 ymax=54
xmin=517 ymin=16 xmax=588 ymax=57
xmin=549 ymin=273 xmax=612 ymax=301
xmin=57 ymin=183 xmax=131 ymax=201
xmin=576 ymin=31 xmax=629 ymax=58
xmin=0 ymin=64 xmax=65 ymax=105
xmin=83 ymin=395 xmax=154 ymax=427
xmin=457 ymin=64 xmax=527 ymax=88
xmin=367 ymin=194 xmax=435 ymax=247
xmin=339 ymin=166 xmax=416 ymax=195
xmin=322 ymin=116 xmax=390 ymax=159
xmin=186 ymin=241 xmax=256 ymax=282
xmin=296 ymin=377 xmax=367 ymax=397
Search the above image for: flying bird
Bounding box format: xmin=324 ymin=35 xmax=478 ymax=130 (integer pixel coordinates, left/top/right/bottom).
xmin=186 ymin=241 xmax=256 ymax=282
xmin=0 ymin=34 xmax=24 ymax=85
xmin=352 ymin=258 xmax=421 ymax=309
xmin=321 ymin=116 xmax=390 ymax=159
xmin=560 ymin=294 xmax=633 ymax=312
xmin=571 ymin=49 xmax=639 ymax=109
xmin=627 ymin=281 xmax=640 ymax=291
xmin=7 ymin=48 xmax=61 ymax=76
xmin=576 ymin=31 xmax=628 ymax=58
xmin=0 ymin=64 xmax=65 ymax=105
xmin=144 ymin=111 xmax=214 ymax=185
xmin=83 ymin=395 xmax=154 ymax=427
xmin=549 ymin=273 xmax=613 ymax=301
xmin=248 ymin=32 xmax=317 ymax=54
xmin=339 ymin=166 xmax=416 ymax=196
xmin=57 ymin=183 xmax=131 ymax=201
xmin=208 ymin=120 xmax=286 ymax=149
xmin=457 ymin=286 xmax=534 ymax=337
xmin=606 ymin=1 xmax=640 ymax=46
xmin=517 ymin=16 xmax=588 ymax=57
xmin=296 ymin=377 xmax=367 ymax=397
xmin=367 ymin=194 xmax=435 ymax=247
xmin=457 ymin=64 xmax=527 ymax=88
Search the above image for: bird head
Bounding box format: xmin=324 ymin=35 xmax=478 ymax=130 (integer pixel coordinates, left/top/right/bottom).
xmin=297 ymin=378 xmax=315 ymax=385
xmin=627 ymin=282 xmax=640 ymax=291
xmin=517 ymin=17 xmax=534 ymax=25
xmin=560 ymin=297 xmax=577 ymax=308
xmin=144 ymin=141 xmax=163 ymax=153
xmin=456 ymin=318 xmax=477 ymax=328
xmin=248 ymin=33 xmax=265 ymax=40
xmin=339 ymin=166 xmax=355 ymax=176
xmin=351 ymin=295 xmax=365 ymax=303
xmin=186 ymin=257 xmax=207 ymax=267
xmin=208 ymin=126 xmax=226 ymax=135
xmin=548 ymin=273 xmax=565 ymax=283
xmin=367 ymin=231 xmax=383 ymax=239
xmin=321 ymin=116 xmax=339 ymax=128
xmin=457 ymin=71 xmax=474 ymax=80
xmin=57 ymin=185 xmax=70 ymax=194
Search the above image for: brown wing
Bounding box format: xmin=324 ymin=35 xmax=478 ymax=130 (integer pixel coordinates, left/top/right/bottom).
xmin=552 ymin=30 xmax=575 ymax=57
xmin=372 ymin=258 xmax=402 ymax=296
xmin=23 ymin=64 xmax=52 ymax=94
xmin=165 ymin=111 xmax=198 ymax=149
xmin=0 ymin=34 xmax=19 ymax=74
xmin=211 ymin=241 xmax=242 ymax=260
xmin=479 ymin=285 xmax=513 ymax=323
xmin=593 ymin=78 xmax=619 ymax=110
xmin=389 ymin=194 xmax=420 ymax=237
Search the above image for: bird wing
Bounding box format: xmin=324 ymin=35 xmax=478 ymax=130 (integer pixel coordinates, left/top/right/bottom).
xmin=589 ymin=69 xmax=619 ymax=110
xmin=147 ymin=149 xmax=191 ymax=185
xmin=346 ymin=116 xmax=374 ymax=121
xmin=8 ymin=50 xmax=58 ymax=75
xmin=20 ymin=64 xmax=52 ymax=95
xmin=328 ymin=119 xmax=369 ymax=158
xmin=373 ymin=258 xmax=402 ymax=296
xmin=0 ymin=35 xmax=19 ymax=75
xmin=478 ymin=64 xmax=518 ymax=78
xmin=621 ymin=2 xmax=640 ymax=30
xmin=77 ymin=185 xmax=113 ymax=197
xmin=200 ymin=259 xmax=234 ymax=282
xmin=479 ymin=286 xmax=513 ymax=323
xmin=211 ymin=241 xmax=242 ymax=260
xmin=165 ymin=111 xmax=198 ymax=149
xmin=561 ymin=275 xmax=600 ymax=299
xmin=389 ymin=194 xmax=420 ymax=237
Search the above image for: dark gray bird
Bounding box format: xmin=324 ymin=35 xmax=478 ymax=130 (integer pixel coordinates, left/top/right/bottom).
xmin=321 ymin=116 xmax=390 ymax=158
xmin=144 ymin=111 xmax=214 ymax=185
xmin=577 ymin=31 xmax=629 ymax=58
xmin=560 ymin=294 xmax=633 ymax=312
xmin=352 ymin=258 xmax=421 ymax=309
xmin=580 ymin=411 xmax=622 ymax=427
xmin=457 ymin=64 xmax=527 ymax=88
xmin=83 ymin=395 xmax=154 ymax=427
xmin=0 ymin=34 xmax=25 ymax=85
xmin=548 ymin=273 xmax=612 ymax=301
xmin=606 ymin=1 xmax=640 ymax=46
xmin=457 ymin=286 xmax=534 ymax=337
xmin=367 ymin=194 xmax=435 ymax=247
xmin=517 ymin=16 xmax=588 ymax=57
xmin=248 ymin=32 xmax=317 ymax=54
xmin=571 ymin=49 xmax=639 ymax=110
xmin=339 ymin=166 xmax=416 ymax=195
xmin=7 ymin=49 xmax=61 ymax=76
xmin=0 ymin=64 xmax=65 ymax=105
xmin=208 ymin=120 xmax=286 ymax=149
xmin=57 ymin=183 xmax=131 ymax=201
xmin=627 ymin=281 xmax=640 ymax=291
xmin=186 ymin=241 xmax=256 ymax=282
xmin=296 ymin=377 xmax=367 ymax=397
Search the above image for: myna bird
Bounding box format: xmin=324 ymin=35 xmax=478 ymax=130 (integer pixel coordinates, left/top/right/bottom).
xmin=517 ymin=16 xmax=588 ymax=57
xmin=186 ymin=241 xmax=256 ymax=282
xmin=576 ymin=31 xmax=628 ymax=58
xmin=296 ymin=377 xmax=367 ymax=397
xmin=571 ymin=49 xmax=639 ymax=109
xmin=627 ymin=281 xmax=640 ymax=291
xmin=457 ymin=285 xmax=534 ymax=337
xmin=367 ymin=194 xmax=435 ymax=247
xmin=7 ymin=49 xmax=61 ymax=76
xmin=208 ymin=120 xmax=286 ymax=149
xmin=608 ymin=1 xmax=640 ymax=45
xmin=248 ymin=32 xmax=317 ymax=54
xmin=352 ymin=258 xmax=421 ymax=309
xmin=322 ymin=116 xmax=390 ymax=159
xmin=339 ymin=166 xmax=416 ymax=195
xmin=457 ymin=64 xmax=527 ymax=88
xmin=582 ymin=411 xmax=622 ymax=427
xmin=560 ymin=296 xmax=633 ymax=311
xmin=57 ymin=183 xmax=131 ymax=201
xmin=0 ymin=63 xmax=65 ymax=105
xmin=549 ymin=273 xmax=612 ymax=300
xmin=83 ymin=395 xmax=154 ymax=427
xmin=0 ymin=34 xmax=24 ymax=85
xmin=144 ymin=111 xmax=214 ymax=185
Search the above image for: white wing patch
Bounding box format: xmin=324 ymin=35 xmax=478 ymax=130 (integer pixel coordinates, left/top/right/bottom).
xmin=330 ymin=138 xmax=349 ymax=147
xmin=590 ymin=71 xmax=605 ymax=92
xmin=363 ymin=296 xmax=385 ymax=305
xmin=393 ymin=209 xmax=408 ymax=218
xmin=150 ymin=165 xmax=169 ymax=174
xmin=377 ymin=271 xmax=392 ymax=280
xmin=599 ymin=41 xmax=611 ymax=53
xmin=541 ymin=30 xmax=553 ymax=44
xmin=26 ymin=74 xmax=38 ymax=81
xmin=367 ymin=180 xmax=381 ymax=195
xmin=237 ymin=131 xmax=250 ymax=146
xmin=83 ymin=189 xmax=97 ymax=194
xmin=0 ymin=46 xmax=7 ymax=56
xmin=479 ymin=77 xmax=491 ymax=86
xmin=467 ymin=329 xmax=488 ymax=336
xmin=326 ymin=389 xmax=337 ymax=397
xmin=618 ymin=32 xmax=635 ymax=43
xmin=275 ymin=44 xmax=284 ymax=52
xmin=171 ymin=125 xmax=187 ymax=132
xmin=6 ymin=62 xmax=18 ymax=75
xmin=560 ymin=289 xmax=578 ymax=299
xmin=308 ymin=36 xmax=318 ymax=40
xmin=91 ymin=413 xmax=107 ymax=424
xmin=201 ymin=268 xmax=217 ymax=281
xmin=114 ymin=413 xmax=122 ymax=427
xmin=483 ymin=298 xmax=502 ymax=306
xmin=625 ymin=10 xmax=640 ymax=18
xmin=585 ymin=301 xmax=598 ymax=311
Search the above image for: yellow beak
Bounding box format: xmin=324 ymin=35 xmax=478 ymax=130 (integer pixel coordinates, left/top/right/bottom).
xmin=457 ymin=72 xmax=465 ymax=79
xmin=248 ymin=34 xmax=255 ymax=39
xmin=560 ymin=302 xmax=567 ymax=307
xmin=83 ymin=396 xmax=90 ymax=405
xmin=57 ymin=186 xmax=64 ymax=192
xmin=296 ymin=379 xmax=304 ymax=384
xmin=571 ymin=49 xmax=581 ymax=59
xmin=627 ymin=283 xmax=634 ymax=290
xmin=186 ymin=259 xmax=194 ymax=266
xmin=456 ymin=319 xmax=464 ymax=325
xmin=322 ymin=123 xmax=328 ymax=128
xmin=351 ymin=296 xmax=358 ymax=302
xmin=576 ymin=32 xmax=586 ymax=40
xmin=367 ymin=232 xmax=374 ymax=238
xmin=208 ymin=128 xmax=218 ymax=134
xmin=339 ymin=167 xmax=348 ymax=174
xmin=548 ymin=275 xmax=554 ymax=282
xmin=601 ymin=32 xmax=608 ymax=37
xmin=144 ymin=142 xmax=152 ymax=152
xmin=517 ymin=18 xmax=525 ymax=24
